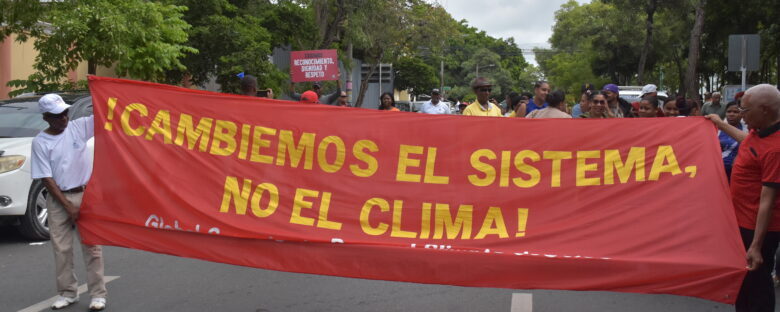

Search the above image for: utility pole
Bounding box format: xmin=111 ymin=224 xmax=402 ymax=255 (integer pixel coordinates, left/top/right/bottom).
xmin=346 ymin=43 xmax=353 ymax=105
xmin=440 ymin=59 xmax=444 ymax=97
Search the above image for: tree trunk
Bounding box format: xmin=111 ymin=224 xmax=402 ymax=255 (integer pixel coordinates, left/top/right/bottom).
xmin=608 ymin=54 xmax=618 ymax=83
xmin=345 ymin=43 xmax=353 ymax=105
xmin=313 ymin=0 xmax=328 ymax=48
xmin=684 ymin=0 xmax=706 ymax=100
xmin=314 ymin=0 xmax=348 ymax=49
xmin=355 ymin=63 xmax=377 ymax=108
xmin=637 ymin=0 xmax=657 ymax=85
xmin=87 ymin=59 xmax=97 ymax=75
xmin=672 ymin=46 xmax=685 ymax=96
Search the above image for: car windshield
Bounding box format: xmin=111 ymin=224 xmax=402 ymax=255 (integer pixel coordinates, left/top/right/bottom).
xmin=0 ymin=101 xmax=48 ymax=138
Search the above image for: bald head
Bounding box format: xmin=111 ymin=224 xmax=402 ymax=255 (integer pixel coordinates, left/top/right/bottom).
xmin=744 ymin=84 xmax=780 ymax=112
xmin=741 ymin=84 xmax=780 ymax=130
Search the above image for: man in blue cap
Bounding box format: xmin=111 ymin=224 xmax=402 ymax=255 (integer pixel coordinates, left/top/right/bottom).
xmin=602 ymin=84 xmax=634 ymax=118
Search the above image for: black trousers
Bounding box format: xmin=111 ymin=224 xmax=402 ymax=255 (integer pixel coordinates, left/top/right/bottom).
xmin=736 ymin=227 xmax=780 ymax=312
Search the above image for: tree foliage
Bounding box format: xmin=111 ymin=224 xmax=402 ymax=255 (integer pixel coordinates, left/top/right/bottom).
xmin=548 ymin=1 xmax=643 ymax=84
xmin=7 ymin=0 xmax=195 ymax=97
xmin=0 ymin=0 xmax=46 ymax=41
xmin=542 ymin=0 xmax=780 ymax=98
xmin=428 ymin=20 xmax=531 ymax=101
xmin=344 ymin=0 xmax=461 ymax=106
xmin=393 ymin=56 xmax=437 ymax=97
xmin=165 ymin=0 xmax=293 ymax=94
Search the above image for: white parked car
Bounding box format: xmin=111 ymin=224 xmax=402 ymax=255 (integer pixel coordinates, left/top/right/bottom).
xmin=618 ymin=85 xmax=668 ymax=104
xmin=0 ymin=92 xmax=93 ymax=240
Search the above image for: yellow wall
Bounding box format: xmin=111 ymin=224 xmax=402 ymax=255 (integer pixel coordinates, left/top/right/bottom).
xmin=10 ymin=34 xmax=38 ymax=84
xmin=1 ymin=33 xmax=120 ymax=99
xmin=396 ymin=89 xmax=411 ymax=101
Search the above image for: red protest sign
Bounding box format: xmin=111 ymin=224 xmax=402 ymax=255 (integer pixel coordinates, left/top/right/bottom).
xmin=290 ymin=49 xmax=339 ymax=82
xmin=83 ymin=76 xmax=746 ymax=304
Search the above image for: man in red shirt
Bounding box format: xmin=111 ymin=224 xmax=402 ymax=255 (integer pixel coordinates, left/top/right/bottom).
xmin=707 ymin=84 xmax=780 ymax=312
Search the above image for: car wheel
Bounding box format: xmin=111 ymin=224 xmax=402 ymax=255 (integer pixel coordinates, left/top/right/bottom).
xmin=18 ymin=179 xmax=50 ymax=240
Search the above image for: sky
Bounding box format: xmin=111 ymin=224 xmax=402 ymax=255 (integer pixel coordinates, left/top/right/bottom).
xmin=435 ymin=0 xmax=588 ymax=65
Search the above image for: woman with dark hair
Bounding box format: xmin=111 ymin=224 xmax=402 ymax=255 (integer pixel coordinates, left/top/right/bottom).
xmin=678 ymin=97 xmax=700 ymax=116
xmin=637 ymin=96 xmax=658 ymax=118
xmin=663 ymin=97 xmax=682 ymax=117
xmin=527 ymin=90 xmax=571 ymax=118
xmin=579 ymin=91 xmax=610 ymax=118
xmin=572 ymin=83 xmax=595 ymax=118
xmin=506 ymin=95 xmax=525 ymax=117
xmin=508 ymin=94 xmax=532 ymax=117
xmin=717 ymin=101 xmax=748 ymax=180
xmin=526 ymin=81 xmax=550 ymax=114
xmin=378 ymin=92 xmax=399 ymax=111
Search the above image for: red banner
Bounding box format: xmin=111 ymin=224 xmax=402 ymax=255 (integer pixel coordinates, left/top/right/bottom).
xmin=82 ymin=76 xmax=746 ymax=304
xmin=290 ymin=49 xmax=339 ymax=82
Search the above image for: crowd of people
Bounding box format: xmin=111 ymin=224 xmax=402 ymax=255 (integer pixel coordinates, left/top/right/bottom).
xmin=451 ymin=77 xmax=725 ymax=120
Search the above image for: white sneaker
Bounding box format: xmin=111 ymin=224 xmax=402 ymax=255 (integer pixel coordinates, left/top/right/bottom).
xmin=51 ymin=295 xmax=78 ymax=309
xmin=89 ymin=297 xmax=106 ymax=311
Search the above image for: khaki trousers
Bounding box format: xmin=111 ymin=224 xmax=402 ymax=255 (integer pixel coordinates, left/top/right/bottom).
xmin=47 ymin=191 xmax=107 ymax=299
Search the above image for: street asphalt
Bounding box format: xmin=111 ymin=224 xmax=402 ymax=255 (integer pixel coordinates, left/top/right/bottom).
xmin=1 ymin=226 xmax=769 ymax=312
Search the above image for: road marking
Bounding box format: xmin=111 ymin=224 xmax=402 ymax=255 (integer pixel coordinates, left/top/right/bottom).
xmin=510 ymin=293 xmax=533 ymax=312
xmin=18 ymin=276 xmax=119 ymax=312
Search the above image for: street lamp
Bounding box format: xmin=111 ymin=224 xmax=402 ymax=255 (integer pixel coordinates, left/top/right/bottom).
xmin=476 ymin=64 xmax=496 ymax=77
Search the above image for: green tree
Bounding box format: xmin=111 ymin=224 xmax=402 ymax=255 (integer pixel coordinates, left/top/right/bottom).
xmin=166 ymin=0 xmax=293 ymax=94
xmin=462 ymin=48 xmax=512 ymax=97
xmin=7 ymin=0 xmax=195 ymax=97
xmin=539 ymin=49 xmax=608 ymax=97
xmin=261 ymin=0 xmax=318 ymax=50
xmin=346 ymin=0 xmax=455 ymax=107
xmin=310 ymin=0 xmax=360 ymax=49
xmin=439 ymin=20 xmax=529 ymax=95
xmin=697 ymin=0 xmax=780 ymax=90
xmin=548 ymin=1 xmax=643 ymax=84
xmin=0 ymin=0 xmax=46 ymax=41
xmin=393 ymin=56 xmax=438 ymax=97
xmin=684 ymin=0 xmax=706 ymax=99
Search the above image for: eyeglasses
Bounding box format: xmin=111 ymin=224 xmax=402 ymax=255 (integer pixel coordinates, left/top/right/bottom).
xmin=738 ymin=106 xmax=751 ymax=113
xmin=479 ymin=88 xmax=492 ymax=93
xmin=592 ymin=100 xmax=607 ymax=104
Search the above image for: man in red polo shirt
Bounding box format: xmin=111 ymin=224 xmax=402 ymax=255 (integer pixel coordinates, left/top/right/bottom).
xmin=708 ymin=84 xmax=780 ymax=312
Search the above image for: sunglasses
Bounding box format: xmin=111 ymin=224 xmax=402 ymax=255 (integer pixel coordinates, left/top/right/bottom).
xmin=479 ymin=88 xmax=492 ymax=92
xmin=738 ymin=106 xmax=751 ymax=113
xmin=592 ymin=100 xmax=607 ymax=104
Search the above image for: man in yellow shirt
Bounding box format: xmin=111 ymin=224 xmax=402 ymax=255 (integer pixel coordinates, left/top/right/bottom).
xmin=462 ymin=77 xmax=503 ymax=117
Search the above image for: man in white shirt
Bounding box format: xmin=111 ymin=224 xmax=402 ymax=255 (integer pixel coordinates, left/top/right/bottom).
xmin=418 ymin=89 xmax=451 ymax=114
xmin=30 ymin=94 xmax=107 ymax=311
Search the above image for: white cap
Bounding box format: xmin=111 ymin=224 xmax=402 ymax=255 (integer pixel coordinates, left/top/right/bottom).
xmin=38 ymin=94 xmax=70 ymax=114
xmin=641 ymin=84 xmax=657 ymax=96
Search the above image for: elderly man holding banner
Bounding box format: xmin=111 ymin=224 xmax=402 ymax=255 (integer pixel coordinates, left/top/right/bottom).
xmin=707 ymin=84 xmax=780 ymax=312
